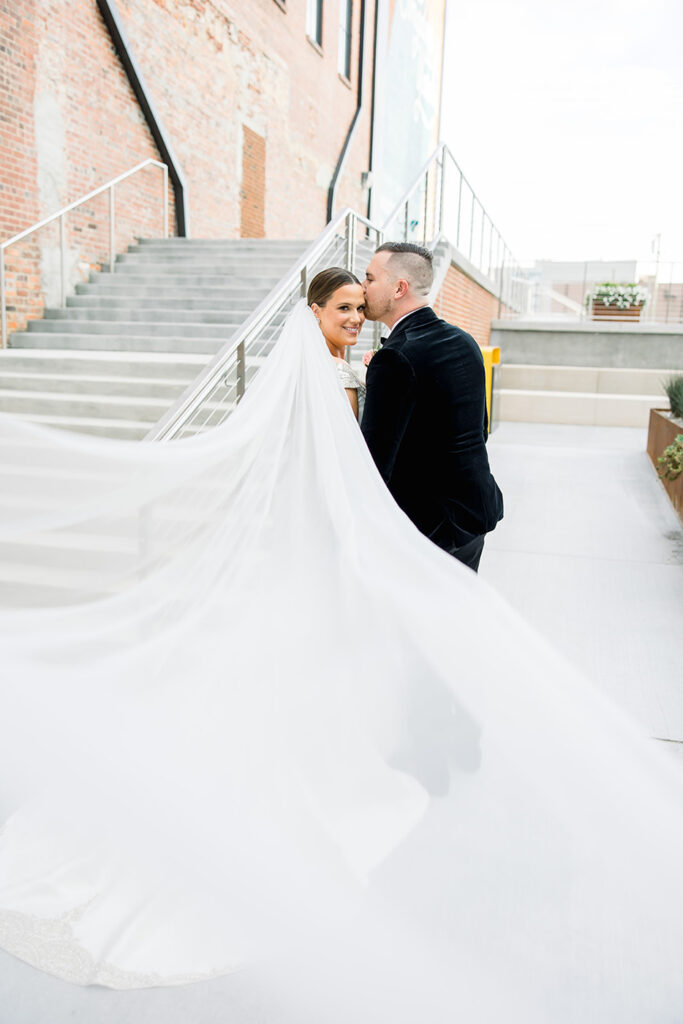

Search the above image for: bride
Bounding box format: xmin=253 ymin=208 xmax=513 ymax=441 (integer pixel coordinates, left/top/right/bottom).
xmin=307 ymin=266 xmax=367 ymax=419
xmin=0 ymin=288 xmax=682 ymax=1023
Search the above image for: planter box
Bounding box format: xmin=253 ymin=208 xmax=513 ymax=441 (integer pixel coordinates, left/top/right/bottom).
xmin=647 ymin=408 xmax=683 ymax=519
xmin=591 ymin=301 xmax=643 ymax=322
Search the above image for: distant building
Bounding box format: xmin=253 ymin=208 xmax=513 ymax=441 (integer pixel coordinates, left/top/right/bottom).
xmin=533 ymin=260 xmax=638 ymax=316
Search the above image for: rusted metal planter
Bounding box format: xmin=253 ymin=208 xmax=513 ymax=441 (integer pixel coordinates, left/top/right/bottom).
xmin=647 ymin=408 xmax=683 ymax=518
xmin=591 ymin=301 xmax=643 ymax=322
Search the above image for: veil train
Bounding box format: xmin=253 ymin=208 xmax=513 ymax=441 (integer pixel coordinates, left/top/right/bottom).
xmin=0 ymin=301 xmax=682 ymax=1022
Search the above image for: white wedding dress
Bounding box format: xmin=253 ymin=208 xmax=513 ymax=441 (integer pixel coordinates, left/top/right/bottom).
xmin=0 ymin=301 xmax=682 ymax=1023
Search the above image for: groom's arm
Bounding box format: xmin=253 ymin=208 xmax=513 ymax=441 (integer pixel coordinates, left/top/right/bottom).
xmin=361 ymin=347 xmax=416 ymax=483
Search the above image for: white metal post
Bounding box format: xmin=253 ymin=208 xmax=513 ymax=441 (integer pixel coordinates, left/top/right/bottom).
xmin=438 ymin=152 xmax=446 ymax=235
xmin=59 ymin=214 xmax=66 ymax=308
xmin=0 ymin=250 xmax=6 ymax=349
xmin=163 ymin=165 xmax=169 ymax=238
xmin=345 ymin=212 xmax=356 ymax=275
xmin=422 ymin=165 xmax=429 ymax=245
xmin=109 ymin=185 xmax=116 ymax=275
xmin=456 ymin=171 xmax=463 ymax=249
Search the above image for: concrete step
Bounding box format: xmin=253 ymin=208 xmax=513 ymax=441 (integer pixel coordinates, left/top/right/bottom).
xmin=9 ymin=332 xmax=230 ymax=354
xmin=113 ymin=254 xmax=298 ymax=271
xmin=497 ymin=389 xmax=667 ymax=428
xmin=118 ymin=248 xmax=307 ymax=264
xmin=2 ymin=412 xmax=152 ymax=439
xmin=45 ymin=307 xmax=255 ymax=324
xmin=0 ymin=532 xmax=137 ymax=573
xmin=0 ymin=348 xmax=207 ymax=379
xmin=24 ymin=318 xmax=242 ymax=336
xmin=68 ymin=292 xmax=271 ymax=310
xmin=0 ymin=371 xmax=189 ymax=399
xmin=499 ymin=364 xmax=670 ymax=396
xmin=136 ymin=238 xmax=309 ymax=248
xmin=89 ymin=271 xmax=282 ymax=288
xmin=3 ymin=235 xmax=298 ymax=440
xmin=74 ymin=283 xmax=272 ymax=300
xmin=0 ymin=562 xmax=111 ymax=607
xmin=0 ymin=388 xmax=169 ymax=422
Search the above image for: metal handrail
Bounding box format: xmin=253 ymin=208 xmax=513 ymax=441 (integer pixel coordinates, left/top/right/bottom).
xmin=147 ymin=207 xmax=382 ymax=441
xmin=147 ymin=143 xmax=524 ymax=440
xmin=382 ymin=144 xmax=447 ymax=229
xmin=382 ymin=141 xmax=522 ymax=309
xmin=0 ymin=158 xmax=169 ymax=349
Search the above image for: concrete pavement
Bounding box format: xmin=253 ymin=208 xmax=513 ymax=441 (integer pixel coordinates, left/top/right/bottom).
xmin=484 ymin=421 xmax=683 ymax=757
xmin=0 ymin=420 xmax=681 ymax=1021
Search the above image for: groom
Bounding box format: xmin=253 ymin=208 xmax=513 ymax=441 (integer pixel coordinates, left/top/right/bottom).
xmin=361 ymin=242 xmax=503 ymax=572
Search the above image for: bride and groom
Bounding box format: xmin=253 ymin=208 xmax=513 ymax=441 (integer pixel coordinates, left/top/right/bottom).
xmin=308 ymin=242 xmax=503 ymax=572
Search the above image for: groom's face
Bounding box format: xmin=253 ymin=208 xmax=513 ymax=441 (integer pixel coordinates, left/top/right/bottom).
xmin=362 ymin=252 xmax=396 ymax=323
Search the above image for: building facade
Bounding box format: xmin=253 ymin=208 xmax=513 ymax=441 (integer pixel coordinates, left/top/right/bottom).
xmin=1 ymin=0 xmax=452 ymax=334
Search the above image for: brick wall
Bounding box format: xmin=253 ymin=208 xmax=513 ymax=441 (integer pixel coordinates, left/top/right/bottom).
xmin=0 ymin=0 xmax=172 ymax=334
xmin=1 ymin=0 xmax=377 ymax=335
xmin=433 ymin=263 xmax=502 ymax=347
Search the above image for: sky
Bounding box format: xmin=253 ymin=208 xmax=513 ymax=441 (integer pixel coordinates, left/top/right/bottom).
xmin=440 ymin=0 xmax=683 ymax=267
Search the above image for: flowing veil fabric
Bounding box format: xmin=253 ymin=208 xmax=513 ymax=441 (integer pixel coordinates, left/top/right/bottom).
xmin=0 ymin=301 xmax=682 ymax=1021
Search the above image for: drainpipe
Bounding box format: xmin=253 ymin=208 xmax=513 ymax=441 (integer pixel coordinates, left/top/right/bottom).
xmin=365 ymin=0 xmax=379 ymax=222
xmin=96 ymin=0 xmax=189 ymax=236
xmin=327 ymin=0 xmax=367 ymax=223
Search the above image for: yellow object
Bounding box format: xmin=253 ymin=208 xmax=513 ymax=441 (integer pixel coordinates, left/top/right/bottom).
xmin=479 ymin=346 xmax=500 ymax=426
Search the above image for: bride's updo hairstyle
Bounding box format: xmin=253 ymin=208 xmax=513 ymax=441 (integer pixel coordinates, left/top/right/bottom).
xmin=307 ymin=267 xmax=361 ymax=308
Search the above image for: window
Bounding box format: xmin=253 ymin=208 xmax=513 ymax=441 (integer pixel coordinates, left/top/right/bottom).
xmin=338 ymin=0 xmax=352 ymax=78
xmin=307 ymin=0 xmax=323 ymax=47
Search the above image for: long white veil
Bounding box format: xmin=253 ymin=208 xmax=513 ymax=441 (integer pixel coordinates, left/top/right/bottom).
xmin=1 ymin=301 xmax=682 ymax=1021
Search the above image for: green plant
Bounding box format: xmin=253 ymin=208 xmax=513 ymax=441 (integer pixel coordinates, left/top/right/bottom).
xmin=657 ymin=434 xmax=683 ymax=481
xmin=587 ymin=283 xmax=648 ymax=309
xmin=663 ymin=375 xmax=683 ymax=419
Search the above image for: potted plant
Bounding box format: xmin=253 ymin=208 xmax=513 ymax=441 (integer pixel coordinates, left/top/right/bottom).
xmin=588 ymin=283 xmax=648 ymax=321
xmin=647 ymin=374 xmax=683 ymax=519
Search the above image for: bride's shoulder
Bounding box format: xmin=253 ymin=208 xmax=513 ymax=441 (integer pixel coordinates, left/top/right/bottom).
xmin=334 ymin=359 xmax=364 ymax=391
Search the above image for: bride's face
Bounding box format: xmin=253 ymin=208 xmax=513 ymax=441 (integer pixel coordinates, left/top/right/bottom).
xmin=312 ymin=284 xmax=365 ymax=354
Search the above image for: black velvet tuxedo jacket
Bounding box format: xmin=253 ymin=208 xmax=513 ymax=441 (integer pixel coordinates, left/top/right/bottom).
xmin=361 ymin=306 xmax=503 ymax=549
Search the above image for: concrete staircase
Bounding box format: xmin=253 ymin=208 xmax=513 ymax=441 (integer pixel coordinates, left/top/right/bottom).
xmin=496 ymin=365 xmax=670 ymax=427
xmin=0 ymin=238 xmax=309 ymax=439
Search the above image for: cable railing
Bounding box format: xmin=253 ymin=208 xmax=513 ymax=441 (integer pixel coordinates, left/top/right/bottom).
xmin=0 ymin=158 xmax=169 ymax=349
xmin=148 ymin=143 xmax=522 ymax=441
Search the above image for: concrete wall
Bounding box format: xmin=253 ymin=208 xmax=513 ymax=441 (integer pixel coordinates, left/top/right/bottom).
xmin=491 ymin=321 xmax=683 ymax=369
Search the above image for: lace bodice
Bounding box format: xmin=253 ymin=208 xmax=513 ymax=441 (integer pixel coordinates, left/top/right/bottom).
xmin=336 ymin=361 xmax=366 ymax=420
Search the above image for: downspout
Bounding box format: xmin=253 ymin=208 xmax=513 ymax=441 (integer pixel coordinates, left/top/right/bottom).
xmin=96 ymin=0 xmax=189 ymax=236
xmin=437 ymin=0 xmax=448 ymax=145
xmin=326 ymin=0 xmax=367 ymax=223
xmin=365 ymin=0 xmax=380 ymax=222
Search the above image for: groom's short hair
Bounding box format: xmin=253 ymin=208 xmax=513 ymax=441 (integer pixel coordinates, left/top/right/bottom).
xmin=376 ymin=242 xmax=433 ymax=297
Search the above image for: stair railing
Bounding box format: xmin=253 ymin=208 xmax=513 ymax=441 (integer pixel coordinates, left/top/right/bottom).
xmin=147 ymin=209 xmax=383 ymax=440
xmin=382 ymin=142 xmax=525 ymax=315
xmin=148 ymin=144 xmax=523 ymax=441
xmin=0 ymin=158 xmax=169 ymax=349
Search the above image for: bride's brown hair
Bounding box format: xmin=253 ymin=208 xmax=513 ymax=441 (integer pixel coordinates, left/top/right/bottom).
xmin=307 ymin=267 xmax=361 ymax=308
